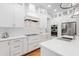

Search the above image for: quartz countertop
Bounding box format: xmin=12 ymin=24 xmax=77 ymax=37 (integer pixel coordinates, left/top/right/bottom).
xmin=40 ymin=36 xmax=79 ymax=56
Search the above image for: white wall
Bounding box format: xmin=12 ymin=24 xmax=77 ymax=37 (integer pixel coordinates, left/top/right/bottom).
xmin=47 ymin=15 xmax=53 ymax=33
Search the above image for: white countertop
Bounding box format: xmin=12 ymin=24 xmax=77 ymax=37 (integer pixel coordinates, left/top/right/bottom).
xmin=40 ymin=37 xmax=79 ymax=56
xmin=0 ymin=33 xmax=41 ymax=42
xmin=0 ymin=35 xmax=26 ymax=41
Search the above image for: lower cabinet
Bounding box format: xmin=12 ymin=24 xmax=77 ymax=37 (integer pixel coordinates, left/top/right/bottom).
xmin=9 ymin=39 xmax=23 ymax=56
xmin=27 ymin=34 xmax=50 ymax=53
xmin=9 ymin=37 xmax=27 ymax=56
xmin=0 ymin=34 xmax=50 ymax=56
xmin=27 ymin=35 xmax=40 ymax=52
xmin=0 ymin=41 xmax=9 ymax=56
xmin=22 ymin=37 xmax=28 ymax=54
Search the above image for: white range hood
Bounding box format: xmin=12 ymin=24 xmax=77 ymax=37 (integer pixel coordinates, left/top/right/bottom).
xmin=25 ymin=12 xmax=39 ymax=21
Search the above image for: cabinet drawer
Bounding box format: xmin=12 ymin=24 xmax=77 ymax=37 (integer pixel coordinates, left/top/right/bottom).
xmin=11 ymin=39 xmax=22 ymax=43
xmin=10 ymin=47 xmax=22 ymax=56
xmin=10 ymin=39 xmax=23 ymax=46
xmin=10 ymin=51 xmax=22 ymax=56
xmin=28 ymin=38 xmax=39 ymax=43
xmin=11 ymin=52 xmax=21 ymax=56
xmin=10 ymin=45 xmax=22 ymax=51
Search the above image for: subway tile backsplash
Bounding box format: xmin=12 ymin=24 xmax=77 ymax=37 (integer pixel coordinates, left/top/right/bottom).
xmin=0 ymin=27 xmax=25 ymax=37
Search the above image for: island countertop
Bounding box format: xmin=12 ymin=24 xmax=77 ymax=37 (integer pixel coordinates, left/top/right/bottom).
xmin=40 ymin=37 xmax=79 ymax=56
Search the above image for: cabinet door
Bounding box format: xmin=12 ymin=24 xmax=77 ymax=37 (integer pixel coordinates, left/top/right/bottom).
xmin=9 ymin=37 xmax=28 ymax=56
xmin=22 ymin=37 xmax=28 ymax=54
xmin=0 ymin=41 xmax=9 ymax=56
xmin=14 ymin=4 xmax=25 ymax=27
xmin=28 ymin=36 xmax=40 ymax=52
xmin=0 ymin=3 xmax=14 ymax=27
xmin=9 ymin=39 xmax=23 ymax=56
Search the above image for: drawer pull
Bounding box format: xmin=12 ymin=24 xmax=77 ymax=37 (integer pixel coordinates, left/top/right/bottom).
xmin=12 ymin=52 xmax=21 ymax=56
xmin=14 ymin=45 xmax=20 ymax=48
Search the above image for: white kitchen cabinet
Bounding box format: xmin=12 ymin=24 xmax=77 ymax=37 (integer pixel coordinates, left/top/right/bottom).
xmin=27 ymin=35 xmax=40 ymax=52
xmin=0 ymin=41 xmax=9 ymax=56
xmin=0 ymin=36 xmax=28 ymax=56
xmin=9 ymin=39 xmax=23 ymax=56
xmin=0 ymin=3 xmax=25 ymax=27
xmin=0 ymin=34 xmax=50 ymax=56
xmin=14 ymin=4 xmax=25 ymax=27
xmin=27 ymin=34 xmax=50 ymax=53
xmin=9 ymin=36 xmax=28 ymax=56
xmin=22 ymin=37 xmax=28 ymax=54
xmin=0 ymin=3 xmax=14 ymax=27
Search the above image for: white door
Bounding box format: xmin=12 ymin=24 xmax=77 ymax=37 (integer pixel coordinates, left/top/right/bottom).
xmin=0 ymin=41 xmax=9 ymax=56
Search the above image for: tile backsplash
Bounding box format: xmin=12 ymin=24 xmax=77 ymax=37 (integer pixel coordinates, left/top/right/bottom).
xmin=0 ymin=27 xmax=25 ymax=37
xmin=8 ymin=27 xmax=26 ymax=37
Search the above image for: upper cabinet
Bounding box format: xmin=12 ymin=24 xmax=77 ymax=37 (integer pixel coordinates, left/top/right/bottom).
xmin=0 ymin=3 xmax=14 ymax=27
xmin=14 ymin=4 xmax=25 ymax=27
xmin=0 ymin=3 xmax=25 ymax=27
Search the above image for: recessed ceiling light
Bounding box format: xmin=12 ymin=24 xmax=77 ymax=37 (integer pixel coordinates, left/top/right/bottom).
xmin=48 ymin=5 xmax=51 ymax=7
xmin=54 ymin=9 xmax=57 ymax=12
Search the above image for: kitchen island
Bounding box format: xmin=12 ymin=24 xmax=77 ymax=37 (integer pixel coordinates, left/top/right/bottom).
xmin=40 ymin=37 xmax=79 ymax=56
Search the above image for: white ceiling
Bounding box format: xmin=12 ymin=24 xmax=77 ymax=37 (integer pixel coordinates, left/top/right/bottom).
xmin=33 ymin=3 xmax=70 ymax=16
xmin=25 ymin=3 xmax=74 ymax=17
